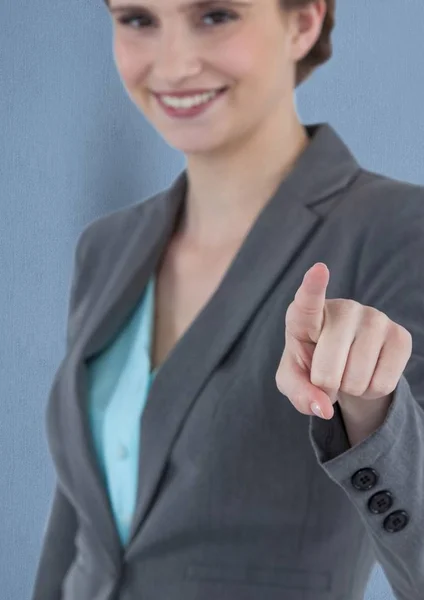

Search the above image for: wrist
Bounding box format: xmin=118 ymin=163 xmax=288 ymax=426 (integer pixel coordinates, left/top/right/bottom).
xmin=337 ymin=393 xmax=393 ymax=446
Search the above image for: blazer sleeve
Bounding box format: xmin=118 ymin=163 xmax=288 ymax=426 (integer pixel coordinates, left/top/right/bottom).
xmin=309 ymin=186 xmax=424 ymax=599
xmin=31 ymin=228 xmax=91 ymax=600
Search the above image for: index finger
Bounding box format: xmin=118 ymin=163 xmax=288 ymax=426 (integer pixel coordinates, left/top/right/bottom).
xmin=289 ymin=263 xmax=329 ymax=338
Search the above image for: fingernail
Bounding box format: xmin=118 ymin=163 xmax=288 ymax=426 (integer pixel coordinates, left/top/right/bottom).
xmin=310 ymin=402 xmax=325 ymax=419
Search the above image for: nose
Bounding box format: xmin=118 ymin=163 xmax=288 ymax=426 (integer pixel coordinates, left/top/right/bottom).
xmin=154 ymin=26 xmax=201 ymax=84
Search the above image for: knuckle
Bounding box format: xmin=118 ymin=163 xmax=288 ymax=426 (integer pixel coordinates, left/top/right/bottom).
xmin=275 ymin=372 xmax=285 ymax=393
xmin=311 ymin=371 xmax=339 ymax=391
xmin=333 ymin=298 xmax=361 ymax=317
xmin=371 ymin=380 xmax=394 ymax=397
xmin=342 ymin=380 xmax=367 ymax=396
xmin=291 ymin=390 xmax=305 ymax=406
xmin=394 ymin=323 xmax=413 ymax=347
xmin=361 ymin=308 xmax=389 ymax=333
xmin=275 ymin=365 xmax=289 ymax=394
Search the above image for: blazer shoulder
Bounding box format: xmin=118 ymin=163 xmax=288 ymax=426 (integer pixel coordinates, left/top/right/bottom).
xmin=75 ymin=188 xmax=165 ymax=259
xmin=351 ymin=168 xmax=424 ymax=213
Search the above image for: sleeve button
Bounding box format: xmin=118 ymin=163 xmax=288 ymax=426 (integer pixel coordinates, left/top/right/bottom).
xmin=368 ymin=490 xmax=393 ymax=514
xmin=383 ymin=510 xmax=409 ymax=533
xmin=351 ymin=467 xmax=379 ymax=491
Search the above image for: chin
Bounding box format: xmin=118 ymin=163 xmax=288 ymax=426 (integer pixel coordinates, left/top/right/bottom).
xmin=158 ymin=128 xmax=229 ymax=156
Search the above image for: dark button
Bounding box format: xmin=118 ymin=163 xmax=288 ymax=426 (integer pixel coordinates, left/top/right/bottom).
xmin=368 ymin=490 xmax=393 ymax=514
xmin=351 ymin=468 xmax=379 ymax=491
xmin=383 ymin=510 xmax=409 ymax=533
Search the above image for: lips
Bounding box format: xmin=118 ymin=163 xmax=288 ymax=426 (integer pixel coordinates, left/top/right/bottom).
xmin=155 ymin=86 xmax=228 ymax=99
xmin=155 ymin=85 xmax=228 ymax=118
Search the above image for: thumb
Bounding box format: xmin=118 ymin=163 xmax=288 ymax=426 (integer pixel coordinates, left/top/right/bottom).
xmin=277 ymin=352 xmax=335 ymax=419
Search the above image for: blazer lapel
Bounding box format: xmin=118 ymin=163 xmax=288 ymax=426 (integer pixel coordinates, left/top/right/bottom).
xmin=49 ymin=122 xmax=361 ymax=568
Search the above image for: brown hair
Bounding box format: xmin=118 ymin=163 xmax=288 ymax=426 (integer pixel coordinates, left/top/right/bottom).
xmin=103 ymin=0 xmax=335 ymax=87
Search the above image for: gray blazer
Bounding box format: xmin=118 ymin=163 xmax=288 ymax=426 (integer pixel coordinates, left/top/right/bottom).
xmin=32 ymin=123 xmax=424 ymax=600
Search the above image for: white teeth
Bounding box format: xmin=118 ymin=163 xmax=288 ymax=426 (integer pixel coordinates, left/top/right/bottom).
xmin=160 ymin=89 xmax=220 ymax=109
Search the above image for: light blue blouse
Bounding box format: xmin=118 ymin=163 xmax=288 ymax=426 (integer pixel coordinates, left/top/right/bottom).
xmin=86 ymin=275 xmax=158 ymax=546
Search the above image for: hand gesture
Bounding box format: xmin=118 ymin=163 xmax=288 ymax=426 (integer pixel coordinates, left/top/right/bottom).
xmin=276 ymin=263 xmax=412 ymax=420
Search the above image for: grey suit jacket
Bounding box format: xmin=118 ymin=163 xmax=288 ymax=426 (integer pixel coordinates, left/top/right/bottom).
xmin=31 ymin=123 xmax=424 ymax=600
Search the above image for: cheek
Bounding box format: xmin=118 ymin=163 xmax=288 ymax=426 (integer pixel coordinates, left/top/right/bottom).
xmin=113 ymin=40 xmax=149 ymax=86
xmin=212 ymin=45 xmax=261 ymax=88
xmin=217 ymin=31 xmax=281 ymax=85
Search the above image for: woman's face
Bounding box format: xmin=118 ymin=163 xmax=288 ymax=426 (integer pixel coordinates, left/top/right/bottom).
xmin=108 ymin=0 xmax=324 ymax=156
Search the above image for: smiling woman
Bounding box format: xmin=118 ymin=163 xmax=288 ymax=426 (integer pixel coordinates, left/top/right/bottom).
xmin=30 ymin=0 xmax=424 ymax=599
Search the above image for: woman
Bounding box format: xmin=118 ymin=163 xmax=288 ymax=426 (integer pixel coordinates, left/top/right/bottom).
xmin=32 ymin=0 xmax=424 ymax=599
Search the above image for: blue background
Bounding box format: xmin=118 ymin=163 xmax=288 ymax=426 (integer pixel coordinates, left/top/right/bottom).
xmin=1 ymin=1 xmax=423 ymax=598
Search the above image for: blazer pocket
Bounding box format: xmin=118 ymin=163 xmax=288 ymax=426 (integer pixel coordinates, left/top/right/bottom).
xmin=185 ymin=563 xmax=332 ymax=591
